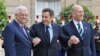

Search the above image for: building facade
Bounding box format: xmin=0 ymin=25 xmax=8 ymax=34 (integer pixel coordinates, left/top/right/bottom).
xmin=4 ymin=0 xmax=100 ymax=26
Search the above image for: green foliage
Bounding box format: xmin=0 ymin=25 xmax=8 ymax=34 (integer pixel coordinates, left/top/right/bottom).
xmin=58 ymin=4 xmax=96 ymax=25
xmin=59 ymin=4 xmax=73 ymax=23
xmin=82 ymin=5 xmax=95 ymax=25
xmin=0 ymin=0 xmax=8 ymax=36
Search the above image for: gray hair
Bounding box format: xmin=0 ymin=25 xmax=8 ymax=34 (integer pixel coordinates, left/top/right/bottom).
xmin=15 ymin=6 xmax=28 ymax=15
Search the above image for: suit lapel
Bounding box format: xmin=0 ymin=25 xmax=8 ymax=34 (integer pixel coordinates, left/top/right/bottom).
xmin=82 ymin=21 xmax=88 ymax=41
xmin=24 ymin=28 xmax=31 ymax=43
xmin=51 ymin=23 xmax=56 ymax=44
xmin=13 ymin=20 xmax=27 ymax=37
xmin=39 ymin=23 xmax=50 ymax=43
xmin=13 ymin=20 xmax=31 ymax=44
xmin=70 ymin=21 xmax=82 ymax=41
xmin=70 ymin=21 xmax=80 ymax=37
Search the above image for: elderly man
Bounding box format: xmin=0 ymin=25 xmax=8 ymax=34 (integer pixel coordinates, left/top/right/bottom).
xmin=2 ymin=6 xmax=32 ymax=56
xmin=62 ymin=5 xmax=96 ymax=56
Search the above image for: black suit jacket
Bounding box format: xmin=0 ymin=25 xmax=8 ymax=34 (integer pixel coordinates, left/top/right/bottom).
xmin=94 ymin=28 xmax=100 ymax=51
xmin=29 ymin=22 xmax=67 ymax=56
xmin=62 ymin=20 xmax=96 ymax=56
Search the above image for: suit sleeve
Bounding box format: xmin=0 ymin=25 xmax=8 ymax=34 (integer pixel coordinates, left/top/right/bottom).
xmin=2 ymin=25 xmax=16 ymax=56
xmin=29 ymin=24 xmax=37 ymax=38
xmin=29 ymin=24 xmax=38 ymax=48
xmin=90 ymin=24 xmax=96 ymax=56
xmin=59 ymin=26 xmax=70 ymax=50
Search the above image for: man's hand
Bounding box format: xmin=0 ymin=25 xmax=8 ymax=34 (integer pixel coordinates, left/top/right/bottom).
xmin=68 ymin=35 xmax=80 ymax=45
xmin=32 ymin=37 xmax=41 ymax=46
xmin=94 ymin=36 xmax=99 ymax=40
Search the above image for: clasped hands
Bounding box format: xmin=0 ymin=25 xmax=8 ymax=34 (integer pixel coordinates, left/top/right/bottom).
xmin=32 ymin=35 xmax=80 ymax=46
xmin=32 ymin=37 xmax=41 ymax=46
xmin=68 ymin=35 xmax=80 ymax=46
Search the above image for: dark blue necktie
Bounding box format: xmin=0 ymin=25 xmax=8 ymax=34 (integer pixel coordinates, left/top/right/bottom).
xmin=45 ymin=26 xmax=50 ymax=42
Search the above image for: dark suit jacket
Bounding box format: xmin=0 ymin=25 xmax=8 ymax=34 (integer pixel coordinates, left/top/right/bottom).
xmin=2 ymin=20 xmax=32 ymax=56
xmin=30 ymin=22 xmax=67 ymax=56
xmin=94 ymin=28 xmax=100 ymax=51
xmin=62 ymin=20 xmax=96 ymax=56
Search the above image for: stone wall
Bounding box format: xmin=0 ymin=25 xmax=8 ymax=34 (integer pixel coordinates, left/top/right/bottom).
xmin=4 ymin=0 xmax=100 ymax=26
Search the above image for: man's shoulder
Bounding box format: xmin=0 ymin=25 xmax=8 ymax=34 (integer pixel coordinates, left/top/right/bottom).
xmin=31 ymin=22 xmax=43 ymax=28
xmin=82 ymin=21 xmax=92 ymax=26
xmin=5 ymin=21 xmax=15 ymax=28
xmin=62 ymin=22 xmax=71 ymax=28
xmin=52 ymin=23 xmax=61 ymax=28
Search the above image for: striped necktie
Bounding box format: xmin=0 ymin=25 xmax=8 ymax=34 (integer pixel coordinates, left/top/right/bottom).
xmin=77 ymin=23 xmax=83 ymax=37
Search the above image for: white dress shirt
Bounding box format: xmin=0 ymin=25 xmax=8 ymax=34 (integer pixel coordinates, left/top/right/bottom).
xmin=73 ymin=19 xmax=84 ymax=34
xmin=45 ymin=24 xmax=53 ymax=42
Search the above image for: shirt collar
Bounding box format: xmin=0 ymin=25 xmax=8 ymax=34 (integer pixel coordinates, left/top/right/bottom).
xmin=73 ymin=19 xmax=82 ymax=26
xmin=44 ymin=24 xmax=52 ymax=29
xmin=48 ymin=24 xmax=52 ymax=29
xmin=15 ymin=19 xmax=23 ymax=27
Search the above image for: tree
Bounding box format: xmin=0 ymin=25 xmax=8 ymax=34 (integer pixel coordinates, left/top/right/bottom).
xmin=0 ymin=0 xmax=8 ymax=36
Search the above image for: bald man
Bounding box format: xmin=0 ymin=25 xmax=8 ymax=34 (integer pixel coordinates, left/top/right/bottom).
xmin=2 ymin=6 xmax=32 ymax=56
xmin=62 ymin=5 xmax=96 ymax=56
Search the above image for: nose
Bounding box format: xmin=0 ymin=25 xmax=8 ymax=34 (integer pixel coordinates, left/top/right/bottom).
xmin=22 ymin=15 xmax=27 ymax=20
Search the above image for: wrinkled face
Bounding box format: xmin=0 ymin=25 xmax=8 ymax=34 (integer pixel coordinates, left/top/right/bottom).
xmin=42 ymin=12 xmax=53 ymax=26
xmin=15 ymin=10 xmax=28 ymax=26
xmin=72 ymin=7 xmax=84 ymax=21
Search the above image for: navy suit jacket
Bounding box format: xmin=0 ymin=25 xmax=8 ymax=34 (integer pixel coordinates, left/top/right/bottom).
xmin=30 ymin=22 xmax=67 ymax=56
xmin=62 ymin=20 xmax=96 ymax=56
xmin=2 ymin=20 xmax=32 ymax=56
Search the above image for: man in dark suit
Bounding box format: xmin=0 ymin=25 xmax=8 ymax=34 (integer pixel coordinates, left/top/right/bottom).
xmin=62 ymin=5 xmax=96 ymax=56
xmin=2 ymin=6 xmax=32 ymax=56
xmin=30 ymin=8 xmax=67 ymax=56
xmin=94 ymin=22 xmax=100 ymax=56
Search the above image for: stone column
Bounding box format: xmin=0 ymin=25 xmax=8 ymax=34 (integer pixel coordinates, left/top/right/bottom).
xmin=29 ymin=0 xmax=35 ymax=25
xmin=60 ymin=0 xmax=66 ymax=10
xmin=60 ymin=0 xmax=77 ymax=10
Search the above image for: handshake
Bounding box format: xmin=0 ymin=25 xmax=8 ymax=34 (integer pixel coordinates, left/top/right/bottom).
xmin=68 ymin=35 xmax=80 ymax=46
xmin=32 ymin=37 xmax=41 ymax=46
xmin=32 ymin=35 xmax=80 ymax=46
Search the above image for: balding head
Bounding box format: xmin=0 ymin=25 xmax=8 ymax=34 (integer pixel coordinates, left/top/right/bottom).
xmin=71 ymin=5 xmax=83 ymax=13
xmin=71 ymin=5 xmax=84 ymax=22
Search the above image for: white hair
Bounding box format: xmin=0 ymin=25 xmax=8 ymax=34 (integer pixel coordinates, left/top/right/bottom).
xmin=15 ymin=6 xmax=28 ymax=15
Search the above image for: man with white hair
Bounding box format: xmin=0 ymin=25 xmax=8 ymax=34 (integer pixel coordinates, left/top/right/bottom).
xmin=2 ymin=6 xmax=32 ymax=56
xmin=62 ymin=5 xmax=96 ymax=56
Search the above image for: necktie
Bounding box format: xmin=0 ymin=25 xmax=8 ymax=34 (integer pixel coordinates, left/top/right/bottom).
xmin=45 ymin=26 xmax=50 ymax=42
xmin=21 ymin=26 xmax=28 ymax=38
xmin=77 ymin=23 xmax=83 ymax=37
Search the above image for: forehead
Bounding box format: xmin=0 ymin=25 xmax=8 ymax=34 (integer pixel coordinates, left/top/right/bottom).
xmin=74 ymin=7 xmax=83 ymax=12
xmin=42 ymin=12 xmax=50 ymax=16
xmin=16 ymin=8 xmax=28 ymax=14
xmin=17 ymin=11 xmax=28 ymax=15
